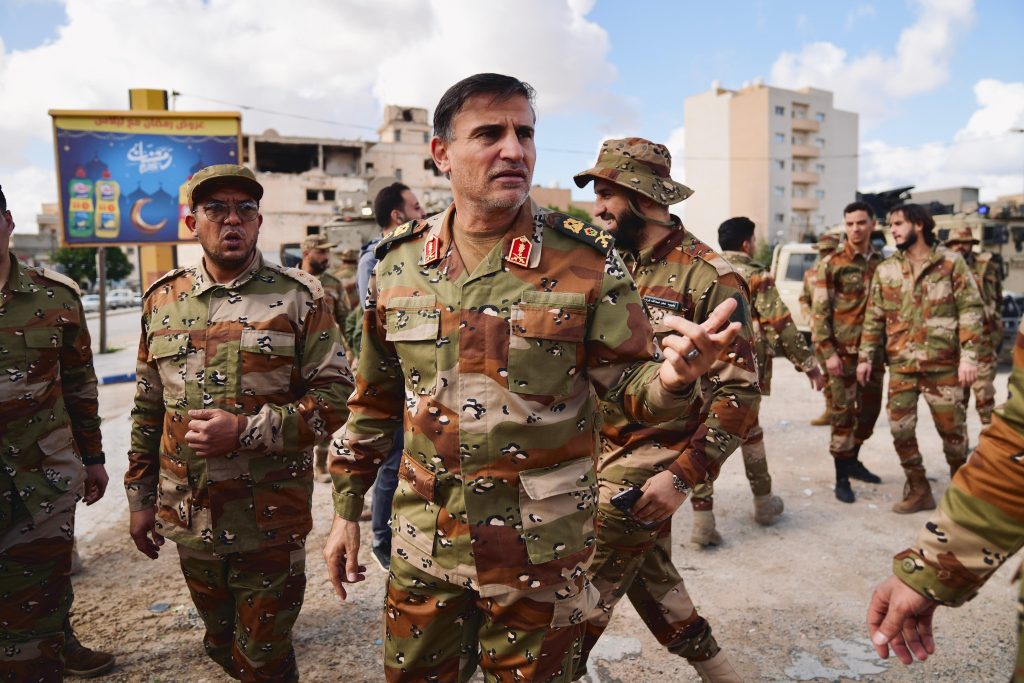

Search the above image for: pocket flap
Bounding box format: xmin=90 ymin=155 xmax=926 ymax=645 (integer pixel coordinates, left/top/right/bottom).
xmin=510 ymin=297 xmax=587 ymax=343
xmin=149 ymin=334 xmax=187 ymax=359
xmin=240 ymin=329 xmax=296 ymax=356
xmin=385 ymin=305 xmax=440 ymax=342
xmin=24 ymin=327 xmax=63 ymax=348
xmin=397 ymin=453 xmax=437 ymax=502
xmin=520 ymin=457 xmax=594 ymax=500
xmin=37 ymin=424 xmax=74 ymax=456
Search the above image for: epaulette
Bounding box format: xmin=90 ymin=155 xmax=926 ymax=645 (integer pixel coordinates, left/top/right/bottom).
xmin=35 ymin=267 xmax=81 ymax=295
xmin=684 ymin=233 xmax=742 ymax=279
xmin=273 ymin=264 xmax=325 ymax=299
xmin=374 ymin=220 xmax=429 ymax=260
xmin=545 ymin=212 xmax=614 ymax=255
xmin=144 ymin=267 xmax=187 ymax=298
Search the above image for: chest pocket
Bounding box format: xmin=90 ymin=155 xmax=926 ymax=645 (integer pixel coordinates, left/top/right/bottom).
xmin=508 ymin=291 xmax=587 ymax=397
xmin=385 ymin=295 xmax=439 ymax=396
xmin=239 ymin=329 xmax=296 ymax=398
xmin=150 ymin=334 xmax=192 ymax=403
xmin=837 ymin=270 xmax=864 ymax=296
xmin=10 ymin=327 xmax=63 ymax=385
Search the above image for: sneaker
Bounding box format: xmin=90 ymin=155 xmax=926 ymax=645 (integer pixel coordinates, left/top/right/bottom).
xmin=63 ymin=629 xmax=115 ymax=678
xmin=371 ymin=545 xmax=391 ymax=572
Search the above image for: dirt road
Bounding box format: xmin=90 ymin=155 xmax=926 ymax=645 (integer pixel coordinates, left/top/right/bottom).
xmin=70 ymin=360 xmax=1017 ymax=682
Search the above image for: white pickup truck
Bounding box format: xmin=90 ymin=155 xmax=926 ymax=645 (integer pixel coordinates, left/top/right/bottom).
xmin=769 ymin=243 xmax=819 ymax=338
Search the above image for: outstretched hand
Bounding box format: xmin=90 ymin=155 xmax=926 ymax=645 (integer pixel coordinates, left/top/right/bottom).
xmin=867 ymin=575 xmax=939 ymax=665
xmin=658 ymin=297 xmax=742 ymax=391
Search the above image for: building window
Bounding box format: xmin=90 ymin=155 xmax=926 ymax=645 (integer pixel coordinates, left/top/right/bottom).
xmin=395 ymin=168 xmax=402 ymax=181
xmin=306 ymin=189 xmax=319 ymax=202
xmin=815 ymin=163 xmax=825 ymax=173
xmin=774 ymin=132 xmax=785 ymax=143
xmin=814 ymin=137 xmax=826 ymax=148
xmin=306 ymin=225 xmax=319 ymax=236
xmin=774 ymin=105 xmax=785 ymax=116
xmin=775 ymin=159 xmax=785 ymax=170
xmin=423 ymin=132 xmax=430 ymax=144
xmin=774 ymin=213 xmax=785 ymax=223
xmin=815 ymin=112 xmax=826 ymax=122
xmin=322 ymin=189 xmax=336 ymax=202
xmin=773 ymin=186 xmax=785 ymax=197
xmin=423 ymin=158 xmax=434 ymax=171
xmin=365 ymin=162 xmax=374 ymax=173
xmin=394 ymin=130 xmax=401 ymax=143
xmin=814 ymin=189 xmax=826 ymax=199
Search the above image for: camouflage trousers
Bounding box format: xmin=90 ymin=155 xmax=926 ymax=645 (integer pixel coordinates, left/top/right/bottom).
xmin=691 ymin=417 xmax=771 ymax=511
xmin=577 ymin=497 xmax=719 ymax=678
xmin=0 ymin=488 xmax=77 ymax=682
xmin=383 ymin=556 xmax=590 ymax=682
xmin=887 ymin=369 xmax=968 ymax=472
xmin=959 ymin=353 xmax=997 ymax=424
xmin=828 ymin=355 xmax=884 ymax=459
xmin=177 ymin=542 xmax=306 ymax=683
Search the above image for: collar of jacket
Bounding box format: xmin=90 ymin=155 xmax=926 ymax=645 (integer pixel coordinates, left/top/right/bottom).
xmin=842 ymin=240 xmax=883 ymax=262
xmin=421 ymin=199 xmax=544 ymax=269
xmin=191 ymin=250 xmax=265 ymax=294
xmin=4 ymin=252 xmax=35 ymax=294
xmin=633 ymin=215 xmax=686 ymax=265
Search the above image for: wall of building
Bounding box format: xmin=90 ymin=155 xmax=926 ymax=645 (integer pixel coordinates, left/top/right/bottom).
xmin=682 ymin=89 xmax=733 ymax=246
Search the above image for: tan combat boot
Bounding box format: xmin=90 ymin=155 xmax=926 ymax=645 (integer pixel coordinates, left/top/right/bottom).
xmin=753 ymin=494 xmax=784 ymax=526
xmin=63 ymin=624 xmax=115 ymax=678
xmin=809 ymin=406 xmax=831 ymax=426
xmin=892 ymin=469 xmax=936 ymax=514
xmin=691 ymin=650 xmax=743 ymax=682
xmin=691 ymin=510 xmax=723 ymax=547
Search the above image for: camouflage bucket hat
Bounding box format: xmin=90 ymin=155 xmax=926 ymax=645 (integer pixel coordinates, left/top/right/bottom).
xmin=815 ymin=233 xmax=841 ymax=252
xmin=944 ymin=226 xmax=978 ymax=245
xmin=574 ymin=137 xmax=694 ymax=206
xmin=301 ymin=234 xmax=338 ymax=251
xmin=187 ymin=164 xmax=263 ymax=208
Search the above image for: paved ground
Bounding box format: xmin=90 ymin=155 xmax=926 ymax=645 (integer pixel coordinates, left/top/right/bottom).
xmin=69 ymin=351 xmax=1017 ymax=682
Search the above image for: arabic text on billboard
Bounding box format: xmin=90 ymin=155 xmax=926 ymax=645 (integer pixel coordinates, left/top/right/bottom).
xmin=51 ymin=113 xmax=241 ymax=245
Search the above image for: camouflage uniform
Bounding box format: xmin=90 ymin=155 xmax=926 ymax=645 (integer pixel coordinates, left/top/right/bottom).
xmin=858 ymin=246 xmax=985 ymax=505
xmin=945 ymin=228 xmax=1002 ymax=424
xmin=892 ymin=319 xmax=1024 ymax=680
xmin=812 ymin=240 xmax=885 ymax=461
xmin=801 ymin=236 xmax=838 ymax=424
xmin=126 ymin=251 xmax=352 ymax=682
xmin=695 ymin=250 xmax=815 ymax=506
xmin=331 ymin=200 xmax=704 ymax=682
xmin=0 ymin=254 xmax=102 ymax=680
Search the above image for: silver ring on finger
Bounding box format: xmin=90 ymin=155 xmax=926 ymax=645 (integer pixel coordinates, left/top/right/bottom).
xmin=685 ymin=347 xmax=701 ymax=361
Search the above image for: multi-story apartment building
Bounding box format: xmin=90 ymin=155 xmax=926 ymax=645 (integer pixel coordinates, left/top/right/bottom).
xmin=683 ymin=81 xmax=858 ymax=247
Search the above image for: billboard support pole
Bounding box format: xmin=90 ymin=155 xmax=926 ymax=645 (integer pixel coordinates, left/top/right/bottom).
xmin=96 ymin=247 xmax=107 ymax=352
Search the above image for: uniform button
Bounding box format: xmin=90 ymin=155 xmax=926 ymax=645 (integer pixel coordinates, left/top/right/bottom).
xmin=901 ymin=558 xmax=917 ymax=573
xmin=214 ymin=290 xmax=226 ymax=298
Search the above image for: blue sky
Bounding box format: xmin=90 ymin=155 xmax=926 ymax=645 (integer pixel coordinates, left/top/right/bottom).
xmin=1 ymin=0 xmax=1022 ymax=225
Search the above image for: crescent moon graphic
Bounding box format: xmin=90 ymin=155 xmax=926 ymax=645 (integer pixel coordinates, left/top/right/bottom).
xmin=131 ymin=198 xmax=168 ymax=234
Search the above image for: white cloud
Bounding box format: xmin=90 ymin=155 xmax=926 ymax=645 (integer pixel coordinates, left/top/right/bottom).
xmin=845 ymin=3 xmax=876 ymax=30
xmin=0 ymin=0 xmax=626 ymax=224
xmin=771 ymin=0 xmax=975 ymax=124
xmin=665 ymin=126 xmax=686 ymax=181
xmin=860 ymin=79 xmax=1024 ymax=199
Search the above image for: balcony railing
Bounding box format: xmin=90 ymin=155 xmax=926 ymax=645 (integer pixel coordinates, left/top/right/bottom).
xmin=791 ymin=118 xmax=820 ymax=133
xmin=792 ymin=144 xmax=821 ymax=158
xmin=792 ymin=196 xmax=820 ymax=211
xmin=791 ymin=170 xmax=820 ymax=184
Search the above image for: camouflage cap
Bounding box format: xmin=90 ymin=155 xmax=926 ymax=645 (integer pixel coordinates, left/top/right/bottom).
xmin=187 ymin=164 xmax=263 ymax=208
xmin=335 ymin=247 xmax=359 ymax=262
xmin=573 ymin=137 xmax=694 ymax=206
xmin=301 ymin=234 xmax=338 ymax=251
xmin=944 ymin=226 xmax=979 ymax=245
xmin=815 ymin=233 xmax=841 ymax=252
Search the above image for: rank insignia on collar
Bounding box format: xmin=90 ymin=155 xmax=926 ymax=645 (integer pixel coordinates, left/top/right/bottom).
xmin=423 ymin=235 xmax=442 ymax=264
xmin=506 ymin=235 xmax=532 ymax=267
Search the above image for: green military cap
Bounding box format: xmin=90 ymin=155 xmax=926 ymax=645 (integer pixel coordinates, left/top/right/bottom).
xmin=573 ymin=137 xmax=694 ymax=206
xmin=301 ymin=234 xmax=338 ymax=251
xmin=187 ymin=164 xmax=263 ymax=208
xmin=815 ymin=233 xmax=841 ymax=252
xmin=944 ymin=226 xmax=979 ymax=245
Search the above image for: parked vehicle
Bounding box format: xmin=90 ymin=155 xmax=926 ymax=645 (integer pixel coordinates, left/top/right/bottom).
xmin=106 ymin=288 xmax=138 ymax=309
xmin=82 ymin=294 xmax=101 ymax=313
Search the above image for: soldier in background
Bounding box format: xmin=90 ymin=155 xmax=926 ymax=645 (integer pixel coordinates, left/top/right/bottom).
xmin=709 ymin=217 xmax=825 ymax=534
xmin=812 ymin=202 xmax=886 ymax=503
xmin=0 ymin=184 xmax=114 ymax=678
xmin=331 ymin=247 xmax=362 ymax=359
xmin=126 ymin=165 xmax=353 ymax=682
xmin=323 ymin=73 xmax=741 ymax=682
xmin=867 ymin=319 xmax=1024 ymax=681
xmin=857 ymin=204 xmax=984 ymax=513
xmin=572 ymin=138 xmax=758 ymax=681
xmin=944 ymin=227 xmax=1002 ymax=425
xmin=299 ymin=234 xmax=352 ymax=483
xmin=801 ymin=234 xmax=838 ymax=426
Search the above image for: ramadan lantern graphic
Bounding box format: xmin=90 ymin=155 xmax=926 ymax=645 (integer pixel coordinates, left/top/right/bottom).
xmin=49 ymin=111 xmax=242 ymax=246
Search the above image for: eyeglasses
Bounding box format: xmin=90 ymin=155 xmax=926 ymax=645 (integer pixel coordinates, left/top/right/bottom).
xmin=193 ymin=199 xmax=260 ymax=223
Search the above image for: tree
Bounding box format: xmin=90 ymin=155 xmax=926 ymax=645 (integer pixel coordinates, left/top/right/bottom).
xmin=53 ymin=247 xmax=133 ymax=289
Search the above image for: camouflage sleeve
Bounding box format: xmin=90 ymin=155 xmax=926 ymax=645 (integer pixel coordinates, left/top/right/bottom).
xmin=893 ymin=413 xmax=1024 ymax=606
xmin=126 ymin=309 xmax=162 ymax=511
xmin=332 ymin=270 xmax=405 ymax=521
xmin=753 ymin=272 xmax=815 ymax=372
xmin=983 ymin=260 xmax=1003 ymax=347
xmin=668 ymin=279 xmax=760 ymax=489
xmin=857 ymin=269 xmax=885 ymax=365
xmin=61 ymin=299 xmax=103 ymax=465
xmin=799 ymin=269 xmax=813 ymax=322
xmin=952 ymin=256 xmax=985 ymax=365
xmin=587 ymin=251 xmax=700 ymax=424
xmin=811 ymin=259 xmax=838 ymax=360
xmin=238 ymin=297 xmax=353 ymax=456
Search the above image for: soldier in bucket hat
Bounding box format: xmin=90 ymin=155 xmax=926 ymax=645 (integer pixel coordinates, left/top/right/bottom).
xmin=945 ymin=226 xmax=1002 ymax=425
xmin=573 ymin=138 xmax=760 ymax=682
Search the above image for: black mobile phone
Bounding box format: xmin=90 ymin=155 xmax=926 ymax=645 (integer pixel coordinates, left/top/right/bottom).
xmin=610 ymin=486 xmax=643 ymax=512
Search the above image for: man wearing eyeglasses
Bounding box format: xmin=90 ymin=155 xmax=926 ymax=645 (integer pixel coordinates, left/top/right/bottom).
xmin=125 ymin=165 xmax=353 ymax=682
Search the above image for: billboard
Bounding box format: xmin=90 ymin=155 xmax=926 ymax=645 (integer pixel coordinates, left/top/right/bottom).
xmin=49 ymin=110 xmax=242 ymax=246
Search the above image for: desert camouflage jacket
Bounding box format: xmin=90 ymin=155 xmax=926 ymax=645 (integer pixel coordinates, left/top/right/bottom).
xmin=812 ymin=241 xmax=883 ymax=360
xmin=332 ymin=201 xmax=701 ymax=595
xmin=125 ymin=252 xmax=353 ymax=554
xmin=0 ymin=253 xmax=102 ymax=516
xmin=723 ymin=251 xmax=815 ymax=394
xmin=799 ymin=265 xmax=815 ymax=324
xmin=965 ymin=252 xmax=1003 ymax=354
xmin=597 ymin=228 xmax=759 ymax=490
xmin=894 ymin=319 xmax=1024 ymax=609
xmin=858 ymin=247 xmax=985 ymax=372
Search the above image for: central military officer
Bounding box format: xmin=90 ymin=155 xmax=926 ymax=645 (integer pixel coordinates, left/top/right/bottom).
xmin=323 ymin=73 xmax=742 ymax=682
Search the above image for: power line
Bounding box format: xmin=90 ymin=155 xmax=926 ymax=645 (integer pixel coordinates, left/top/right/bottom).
xmin=170 ymin=91 xmax=378 ymax=132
